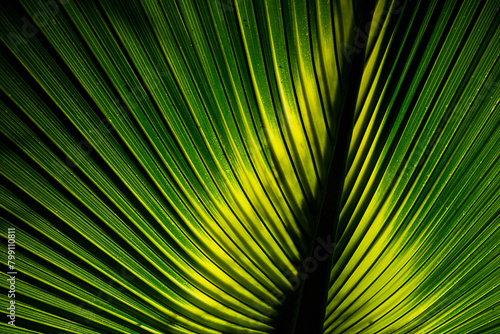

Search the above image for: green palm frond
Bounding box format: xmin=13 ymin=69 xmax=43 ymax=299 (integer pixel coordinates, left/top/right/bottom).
xmin=0 ymin=0 xmax=498 ymax=333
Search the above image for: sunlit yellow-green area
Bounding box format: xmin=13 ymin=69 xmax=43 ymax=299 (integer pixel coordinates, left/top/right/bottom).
xmin=0 ymin=0 xmax=499 ymax=333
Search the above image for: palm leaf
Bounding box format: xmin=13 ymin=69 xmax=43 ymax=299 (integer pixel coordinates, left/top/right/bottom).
xmin=0 ymin=0 xmax=498 ymax=333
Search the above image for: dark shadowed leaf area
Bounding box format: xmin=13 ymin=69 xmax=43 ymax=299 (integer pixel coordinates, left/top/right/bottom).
xmin=0 ymin=0 xmax=499 ymax=333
